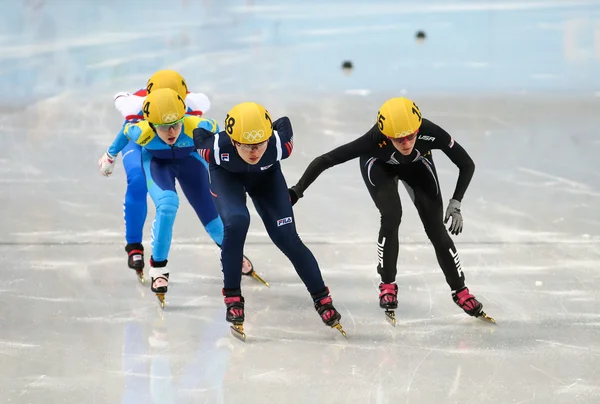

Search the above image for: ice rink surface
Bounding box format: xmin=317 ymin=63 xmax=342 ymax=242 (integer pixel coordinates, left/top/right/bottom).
xmin=2 ymin=0 xmax=600 ymax=403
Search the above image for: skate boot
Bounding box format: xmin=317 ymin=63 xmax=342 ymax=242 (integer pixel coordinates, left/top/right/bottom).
xmin=150 ymin=257 xmax=169 ymax=309
xmin=379 ymin=283 xmax=398 ymax=326
xmin=312 ymin=287 xmax=346 ymax=337
xmin=452 ymin=287 xmax=495 ymax=323
xmin=223 ymin=289 xmax=246 ymax=341
xmin=125 ymin=243 xmax=145 ymax=284
xmin=241 ymin=254 xmax=270 ymax=287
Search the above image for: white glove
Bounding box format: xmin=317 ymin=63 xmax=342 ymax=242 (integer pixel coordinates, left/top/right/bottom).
xmin=98 ymin=151 xmax=117 ymax=177
xmin=185 ymin=92 xmax=211 ymax=115
xmin=114 ymin=92 xmax=145 ymax=118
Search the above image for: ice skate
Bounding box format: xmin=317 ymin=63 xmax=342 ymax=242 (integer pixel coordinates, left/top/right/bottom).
xmin=379 ymin=283 xmax=398 ymax=326
xmin=150 ymin=258 xmax=169 ymax=309
xmin=241 ymin=255 xmax=270 ymax=287
xmin=151 ymin=274 xmax=169 ymax=309
xmin=312 ymin=288 xmax=346 ymax=338
xmin=452 ymin=287 xmax=495 ymax=324
xmin=125 ymin=243 xmax=145 ymax=284
xmin=224 ymin=291 xmax=246 ymax=342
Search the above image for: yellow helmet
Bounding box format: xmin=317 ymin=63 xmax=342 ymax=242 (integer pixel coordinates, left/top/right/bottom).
xmin=224 ymin=102 xmax=273 ymax=144
xmin=376 ymin=97 xmax=422 ymax=138
xmin=146 ymin=69 xmax=188 ymax=100
xmin=142 ymin=88 xmax=186 ymax=125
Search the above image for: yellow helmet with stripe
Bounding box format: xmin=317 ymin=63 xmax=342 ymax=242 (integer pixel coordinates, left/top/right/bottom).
xmin=146 ymin=69 xmax=188 ymax=100
xmin=224 ymin=102 xmax=273 ymax=144
xmin=376 ymin=97 xmax=422 ymax=138
xmin=142 ymin=88 xmax=186 ymax=125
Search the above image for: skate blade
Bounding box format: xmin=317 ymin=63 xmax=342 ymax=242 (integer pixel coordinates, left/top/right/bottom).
xmin=385 ymin=310 xmax=397 ymax=326
xmin=136 ymin=271 xmax=146 ymax=285
xmin=156 ymin=293 xmax=166 ymax=309
xmin=332 ymin=323 xmax=347 ymax=338
xmin=230 ymin=324 xmax=246 ymax=342
xmin=244 ymin=269 xmax=270 ymax=287
xmin=478 ymin=312 xmax=496 ymax=324
xmin=250 ymin=271 xmax=270 ymax=288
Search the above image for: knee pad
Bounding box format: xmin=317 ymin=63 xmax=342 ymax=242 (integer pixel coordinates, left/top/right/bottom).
xmin=425 ymin=224 xmax=452 ymax=245
xmin=205 ymin=217 xmax=224 ymax=245
xmin=156 ymin=192 xmax=179 ymax=218
xmin=223 ymin=213 xmax=250 ymax=233
xmin=380 ymin=211 xmax=402 ymax=229
xmin=126 ymin=169 xmax=147 ymax=199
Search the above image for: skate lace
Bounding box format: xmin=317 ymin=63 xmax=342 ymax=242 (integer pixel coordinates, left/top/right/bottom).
xmin=455 ymin=288 xmax=477 ymax=310
xmin=229 ymin=307 xmax=244 ymax=317
xmin=224 ymin=296 xmax=244 ymax=317
xmin=321 ymin=309 xmax=336 ymax=321
xmin=379 ymin=283 xmax=397 ymax=299
xmin=153 ymin=277 xmax=168 ymax=288
xmin=381 ymin=294 xmax=397 ymax=304
xmin=316 ymin=296 xmax=336 ymax=321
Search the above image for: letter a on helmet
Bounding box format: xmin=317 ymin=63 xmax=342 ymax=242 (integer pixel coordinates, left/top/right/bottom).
xmin=376 ymin=97 xmax=422 ymax=139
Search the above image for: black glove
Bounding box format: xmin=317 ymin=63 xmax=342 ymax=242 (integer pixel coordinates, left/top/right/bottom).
xmin=289 ymin=187 xmax=299 ymax=206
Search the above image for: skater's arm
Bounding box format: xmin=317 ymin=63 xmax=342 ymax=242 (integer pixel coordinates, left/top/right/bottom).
xmin=273 ymin=116 xmax=294 ymax=160
xmin=426 ymin=119 xmax=475 ymax=202
xmin=193 ymin=127 xmax=219 ymax=163
xmin=293 ymin=129 xmax=374 ymax=198
xmin=107 ymin=123 xmax=133 ymax=156
xmin=443 ymin=141 xmax=474 ymax=201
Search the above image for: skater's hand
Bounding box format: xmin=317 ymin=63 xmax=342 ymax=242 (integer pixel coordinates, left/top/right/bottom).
xmin=444 ymin=199 xmax=463 ymax=235
xmin=98 ymin=151 xmax=117 ymax=177
xmin=289 ymin=186 xmax=299 ymax=206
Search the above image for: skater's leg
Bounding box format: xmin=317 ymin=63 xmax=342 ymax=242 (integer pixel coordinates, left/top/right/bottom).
xmin=122 ymin=141 xmax=148 ymax=271
xmin=179 ymin=153 xmax=254 ymax=277
xmin=122 ymin=141 xmax=148 ymax=245
xmin=249 ymin=168 xmax=325 ymax=295
xmin=208 ymin=166 xmax=249 ymax=335
xmin=178 ymin=153 xmax=224 ymax=245
xmin=359 ymin=156 xmax=402 ymax=284
xmin=249 ymin=168 xmax=343 ymax=331
xmin=141 ymin=150 xmax=178 ymax=289
xmin=208 ymin=166 xmax=249 ymax=292
xmin=401 ymin=157 xmax=465 ymax=291
xmin=402 ymin=157 xmax=489 ymax=318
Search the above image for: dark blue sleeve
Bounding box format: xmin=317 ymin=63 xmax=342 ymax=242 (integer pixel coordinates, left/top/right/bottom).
xmin=193 ymin=127 xmax=216 ymax=163
xmin=273 ymin=117 xmax=294 ymax=159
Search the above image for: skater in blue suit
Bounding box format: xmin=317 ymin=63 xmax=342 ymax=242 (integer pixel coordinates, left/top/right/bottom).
xmin=103 ymin=69 xmax=212 ymax=271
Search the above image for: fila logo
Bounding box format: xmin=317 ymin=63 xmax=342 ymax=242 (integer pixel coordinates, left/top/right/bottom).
xmin=377 ymin=237 xmax=386 ymax=267
xmin=449 ymin=248 xmax=463 ymax=277
xmin=277 ymin=217 xmax=293 ymax=227
xmin=221 ymin=153 xmax=229 ymax=161
xmin=418 ymin=135 xmax=435 ymax=142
